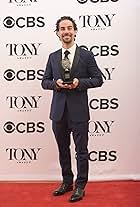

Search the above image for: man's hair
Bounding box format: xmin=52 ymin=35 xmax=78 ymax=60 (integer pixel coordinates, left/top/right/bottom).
xmin=55 ymin=16 xmax=78 ymax=32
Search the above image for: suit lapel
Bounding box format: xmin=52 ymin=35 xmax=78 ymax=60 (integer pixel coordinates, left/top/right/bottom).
xmin=57 ymin=49 xmax=65 ymax=78
xmin=70 ymin=46 xmax=80 ymax=77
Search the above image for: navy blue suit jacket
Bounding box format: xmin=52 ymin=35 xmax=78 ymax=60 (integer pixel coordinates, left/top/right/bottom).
xmin=42 ymin=46 xmax=103 ymax=122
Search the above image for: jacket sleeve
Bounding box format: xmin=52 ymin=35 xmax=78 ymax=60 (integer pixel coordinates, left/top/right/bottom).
xmin=41 ymin=54 xmax=58 ymax=91
xmin=77 ymin=51 xmax=103 ymax=91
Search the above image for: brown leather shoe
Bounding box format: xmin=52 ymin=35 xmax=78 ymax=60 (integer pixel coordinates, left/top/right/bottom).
xmin=53 ymin=183 xmax=73 ymax=196
xmin=69 ymin=187 xmax=85 ymax=202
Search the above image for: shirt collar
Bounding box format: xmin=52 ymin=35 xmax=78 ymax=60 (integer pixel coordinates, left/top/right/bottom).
xmin=62 ymin=43 xmax=76 ymax=55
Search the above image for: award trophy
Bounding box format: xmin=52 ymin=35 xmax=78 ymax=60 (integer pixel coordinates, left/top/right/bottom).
xmin=62 ymin=58 xmax=73 ymax=84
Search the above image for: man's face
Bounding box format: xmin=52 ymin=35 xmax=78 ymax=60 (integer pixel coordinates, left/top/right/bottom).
xmin=57 ymin=20 xmax=77 ymax=44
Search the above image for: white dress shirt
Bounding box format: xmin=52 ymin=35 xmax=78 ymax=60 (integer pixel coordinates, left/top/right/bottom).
xmin=62 ymin=43 xmax=76 ymax=68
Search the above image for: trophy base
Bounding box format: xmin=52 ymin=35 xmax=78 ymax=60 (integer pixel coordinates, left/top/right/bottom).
xmin=63 ymin=80 xmax=73 ymax=84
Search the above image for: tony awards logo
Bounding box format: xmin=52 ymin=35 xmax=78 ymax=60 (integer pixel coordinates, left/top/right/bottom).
xmin=62 ymin=50 xmax=73 ymax=84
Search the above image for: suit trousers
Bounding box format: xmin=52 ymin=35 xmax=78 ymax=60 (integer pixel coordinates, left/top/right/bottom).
xmin=52 ymin=104 xmax=89 ymax=189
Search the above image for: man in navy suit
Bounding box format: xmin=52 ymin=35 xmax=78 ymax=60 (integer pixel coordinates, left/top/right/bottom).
xmin=41 ymin=16 xmax=103 ymax=202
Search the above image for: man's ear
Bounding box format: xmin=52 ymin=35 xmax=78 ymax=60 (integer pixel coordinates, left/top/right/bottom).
xmin=74 ymin=30 xmax=77 ymax=37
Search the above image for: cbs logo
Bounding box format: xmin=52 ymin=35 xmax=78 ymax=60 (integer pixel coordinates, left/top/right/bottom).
xmin=4 ymin=121 xmax=45 ymax=133
xmin=89 ymin=98 xmax=119 ymax=110
xmin=3 ymin=16 xmax=45 ymax=28
xmin=88 ymin=150 xmax=117 ymax=162
xmin=3 ymin=69 xmax=44 ymax=81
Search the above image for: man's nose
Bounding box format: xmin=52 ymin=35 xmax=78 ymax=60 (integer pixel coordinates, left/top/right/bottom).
xmin=64 ymin=28 xmax=69 ymax=33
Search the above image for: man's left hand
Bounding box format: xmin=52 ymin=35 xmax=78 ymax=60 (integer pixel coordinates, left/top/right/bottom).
xmin=68 ymin=78 xmax=79 ymax=89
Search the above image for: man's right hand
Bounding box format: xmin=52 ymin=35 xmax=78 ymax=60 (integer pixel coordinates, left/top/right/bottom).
xmin=56 ymin=79 xmax=70 ymax=89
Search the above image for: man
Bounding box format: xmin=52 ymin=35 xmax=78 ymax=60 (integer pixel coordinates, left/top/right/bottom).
xmin=41 ymin=16 xmax=103 ymax=202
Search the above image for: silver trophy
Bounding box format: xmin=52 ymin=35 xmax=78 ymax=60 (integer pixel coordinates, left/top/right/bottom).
xmin=62 ymin=58 xmax=73 ymax=84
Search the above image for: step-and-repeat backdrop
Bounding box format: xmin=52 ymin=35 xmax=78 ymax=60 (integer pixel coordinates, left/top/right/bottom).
xmin=0 ymin=0 xmax=139 ymax=181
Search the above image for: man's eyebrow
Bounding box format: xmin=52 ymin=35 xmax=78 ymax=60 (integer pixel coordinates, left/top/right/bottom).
xmin=60 ymin=26 xmax=73 ymax=29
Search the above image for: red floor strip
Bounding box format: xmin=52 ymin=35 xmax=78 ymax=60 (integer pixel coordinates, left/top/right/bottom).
xmin=0 ymin=181 xmax=139 ymax=207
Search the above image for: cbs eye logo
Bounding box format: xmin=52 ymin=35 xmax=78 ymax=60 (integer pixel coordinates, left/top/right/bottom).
xmin=3 ymin=16 xmax=15 ymax=28
xmin=4 ymin=69 xmax=15 ymax=81
xmin=4 ymin=121 xmax=15 ymax=133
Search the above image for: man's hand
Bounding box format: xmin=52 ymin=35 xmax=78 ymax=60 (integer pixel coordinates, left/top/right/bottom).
xmin=68 ymin=78 xmax=79 ymax=89
xmin=56 ymin=79 xmax=70 ymax=89
xmin=56 ymin=78 xmax=79 ymax=90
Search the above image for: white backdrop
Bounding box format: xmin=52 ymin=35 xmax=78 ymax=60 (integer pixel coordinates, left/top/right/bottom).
xmin=0 ymin=0 xmax=139 ymax=181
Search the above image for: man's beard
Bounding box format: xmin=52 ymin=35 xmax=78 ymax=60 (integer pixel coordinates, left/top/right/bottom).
xmin=62 ymin=35 xmax=72 ymax=43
